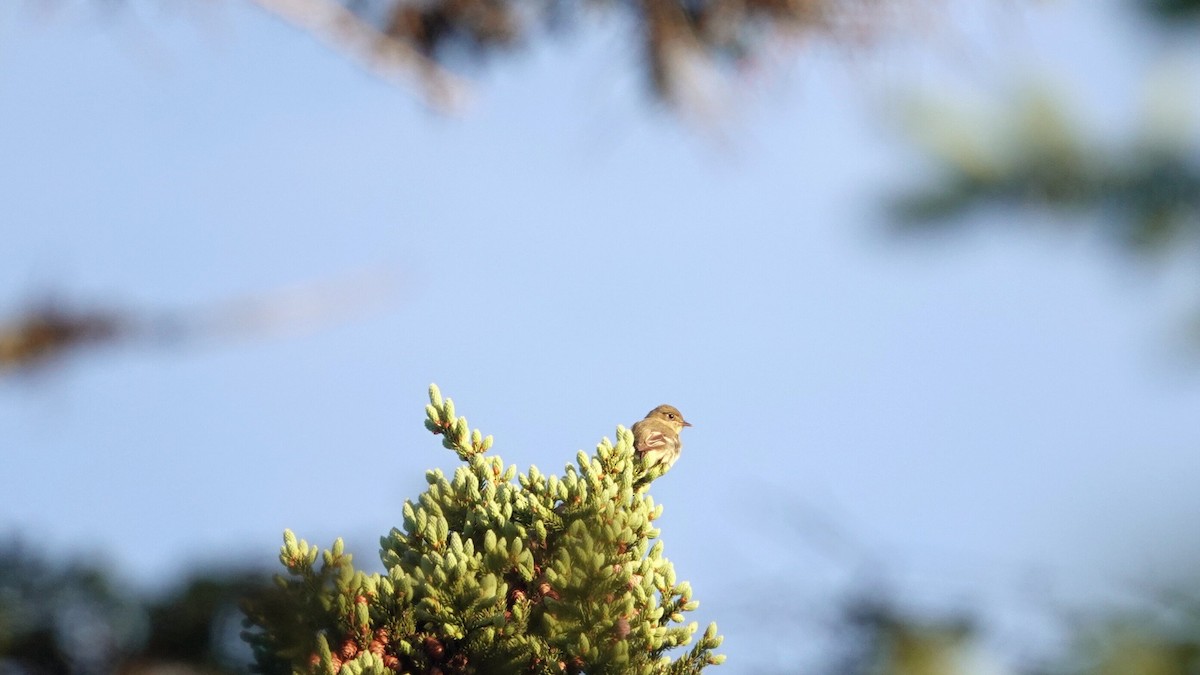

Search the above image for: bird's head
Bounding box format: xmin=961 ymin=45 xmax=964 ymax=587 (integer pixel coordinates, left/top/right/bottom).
xmin=645 ymin=404 xmax=691 ymax=432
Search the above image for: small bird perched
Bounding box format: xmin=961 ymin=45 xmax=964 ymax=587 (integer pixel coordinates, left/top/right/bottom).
xmin=631 ymin=404 xmax=692 ymax=473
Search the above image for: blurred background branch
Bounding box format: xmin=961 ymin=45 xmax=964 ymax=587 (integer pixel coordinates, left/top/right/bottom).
xmin=20 ymin=0 xmax=910 ymax=108
xmin=0 ymin=271 xmax=395 ymax=376
xmin=892 ymin=88 xmax=1200 ymax=253
xmin=891 ymin=1 xmax=1200 ymax=255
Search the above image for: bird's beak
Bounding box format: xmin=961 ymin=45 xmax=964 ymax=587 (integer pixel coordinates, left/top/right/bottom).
xmin=683 ymin=420 xmax=693 ymax=427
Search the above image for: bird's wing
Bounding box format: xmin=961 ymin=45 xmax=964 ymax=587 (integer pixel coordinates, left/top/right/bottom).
xmin=634 ymin=429 xmax=677 ymax=454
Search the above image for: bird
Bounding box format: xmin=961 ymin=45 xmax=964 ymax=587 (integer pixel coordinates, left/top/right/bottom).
xmin=631 ymin=404 xmax=691 ymax=472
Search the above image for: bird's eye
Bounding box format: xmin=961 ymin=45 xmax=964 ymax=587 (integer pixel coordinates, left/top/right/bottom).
xmin=667 ymin=413 xmax=675 ymax=419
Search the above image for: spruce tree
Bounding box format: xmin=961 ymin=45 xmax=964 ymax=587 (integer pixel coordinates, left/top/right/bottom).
xmin=243 ymin=384 xmax=724 ymax=675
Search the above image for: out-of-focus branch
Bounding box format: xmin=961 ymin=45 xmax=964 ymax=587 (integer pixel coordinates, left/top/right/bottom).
xmin=892 ymin=90 xmax=1200 ymax=253
xmin=0 ymin=270 xmax=397 ymax=376
xmin=248 ymin=0 xmax=899 ymax=112
xmin=0 ymin=304 xmax=127 ymax=373
xmin=23 ymin=0 xmax=914 ymax=110
xmin=247 ymin=0 xmax=470 ymax=110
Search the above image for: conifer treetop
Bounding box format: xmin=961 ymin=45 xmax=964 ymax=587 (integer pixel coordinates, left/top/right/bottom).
xmin=243 ymin=384 xmax=724 ymax=675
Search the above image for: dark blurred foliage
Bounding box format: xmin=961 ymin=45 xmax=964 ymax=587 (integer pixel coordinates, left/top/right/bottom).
xmin=820 ymin=594 xmax=980 ymax=675
xmin=1042 ymin=588 xmax=1200 ymax=675
xmin=0 ymin=541 xmax=273 ymax=675
xmin=813 ymin=586 xmax=1200 ymax=675
xmin=70 ymin=0 xmax=904 ymax=109
xmin=1146 ymin=0 xmax=1200 ymax=22
xmin=894 ymin=1 xmax=1200 ymax=260
xmin=893 ymin=93 xmax=1200 ymax=253
xmin=320 ymin=0 xmax=893 ymax=103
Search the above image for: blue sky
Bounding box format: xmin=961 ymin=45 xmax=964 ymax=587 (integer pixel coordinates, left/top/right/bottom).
xmin=3 ymin=0 xmax=1200 ymax=670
